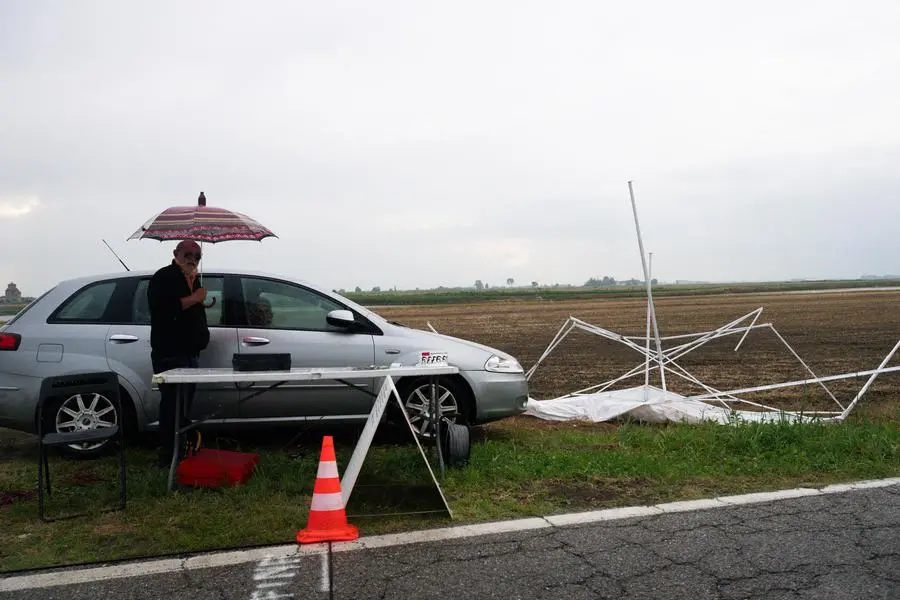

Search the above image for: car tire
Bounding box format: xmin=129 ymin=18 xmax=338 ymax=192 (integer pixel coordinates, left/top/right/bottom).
xmin=441 ymin=422 xmax=471 ymax=467
xmin=392 ymin=376 xmax=472 ymax=438
xmin=43 ymin=389 xmax=123 ymax=460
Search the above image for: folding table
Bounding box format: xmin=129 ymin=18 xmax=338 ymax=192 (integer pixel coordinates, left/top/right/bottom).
xmin=151 ymin=363 xmax=460 ymax=514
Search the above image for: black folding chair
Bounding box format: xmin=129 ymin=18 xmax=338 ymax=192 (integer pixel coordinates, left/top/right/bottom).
xmin=37 ymin=372 xmax=127 ymax=522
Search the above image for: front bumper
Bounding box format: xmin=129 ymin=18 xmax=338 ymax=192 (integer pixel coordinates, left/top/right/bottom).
xmin=460 ymin=370 xmax=529 ymax=424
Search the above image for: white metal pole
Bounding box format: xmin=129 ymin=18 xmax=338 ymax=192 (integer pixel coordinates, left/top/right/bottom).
xmin=644 ymin=251 xmax=653 ymax=397
xmin=687 ymin=364 xmax=900 ymax=401
xmin=734 ymin=307 xmax=763 ymax=351
xmin=838 ymin=338 xmax=900 ymax=419
xmin=766 ymin=325 xmax=842 ymax=408
xmin=525 ymin=318 xmax=577 ymax=381
xmin=628 ymin=181 xmax=667 ymax=395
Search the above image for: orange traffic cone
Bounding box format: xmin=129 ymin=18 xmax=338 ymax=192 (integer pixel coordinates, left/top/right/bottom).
xmin=296 ymin=436 xmax=359 ymax=544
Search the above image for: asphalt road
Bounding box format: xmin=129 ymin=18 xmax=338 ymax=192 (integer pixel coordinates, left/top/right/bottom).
xmin=2 ymin=482 xmax=898 ymax=600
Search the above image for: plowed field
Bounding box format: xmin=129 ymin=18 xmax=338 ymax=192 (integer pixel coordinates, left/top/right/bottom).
xmin=375 ymin=290 xmax=900 ymax=421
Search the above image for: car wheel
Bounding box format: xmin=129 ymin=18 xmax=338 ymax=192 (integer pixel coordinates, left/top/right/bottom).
xmin=395 ymin=376 xmax=470 ymax=438
xmin=45 ymin=390 xmax=120 ymax=459
xmin=441 ymin=422 xmax=471 ymax=467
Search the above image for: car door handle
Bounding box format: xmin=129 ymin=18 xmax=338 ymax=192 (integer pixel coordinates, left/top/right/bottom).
xmin=108 ymin=334 xmax=139 ymax=343
xmin=242 ymin=337 xmax=270 ymax=346
xmin=385 ymin=348 xmax=401 ymax=355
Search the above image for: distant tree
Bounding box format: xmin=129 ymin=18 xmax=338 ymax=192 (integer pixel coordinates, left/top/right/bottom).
xmin=506 ymin=277 xmax=514 ymax=287
xmin=371 ymin=286 xmax=381 ymax=292
xmin=584 ymin=276 xmax=619 ymax=287
xmin=531 ymin=281 xmax=538 ymax=288
xmin=474 ymin=279 xmax=484 ymax=290
xmin=354 ymin=286 xmax=362 ymax=293
xmin=651 ymin=278 xmax=658 ymax=285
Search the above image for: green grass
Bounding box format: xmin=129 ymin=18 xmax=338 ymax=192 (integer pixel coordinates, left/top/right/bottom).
xmin=343 ymin=278 xmax=900 ymax=305
xmin=1 ymin=415 xmax=897 ymax=573
xmin=0 ymin=304 xmax=26 ymax=317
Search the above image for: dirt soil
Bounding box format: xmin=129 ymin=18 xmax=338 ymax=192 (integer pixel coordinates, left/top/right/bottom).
xmin=1 ymin=291 xmax=896 ymax=447
xmin=375 ymin=290 xmax=900 ymax=423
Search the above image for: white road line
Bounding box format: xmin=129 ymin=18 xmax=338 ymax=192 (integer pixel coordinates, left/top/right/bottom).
xmin=249 ymin=555 xmax=301 ymax=599
xmin=1 ymin=476 xmax=897 ymax=593
xmin=319 ymin=552 xmax=329 ymax=593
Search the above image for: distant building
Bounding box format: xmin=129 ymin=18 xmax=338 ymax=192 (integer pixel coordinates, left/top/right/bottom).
xmin=4 ymin=282 xmax=22 ymax=302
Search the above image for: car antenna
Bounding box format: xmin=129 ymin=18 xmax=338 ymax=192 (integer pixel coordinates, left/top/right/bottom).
xmin=102 ymin=239 xmax=131 ymax=271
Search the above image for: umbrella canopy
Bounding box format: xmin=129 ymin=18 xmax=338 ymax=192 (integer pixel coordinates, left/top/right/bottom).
xmin=127 ymin=192 xmax=277 ymax=243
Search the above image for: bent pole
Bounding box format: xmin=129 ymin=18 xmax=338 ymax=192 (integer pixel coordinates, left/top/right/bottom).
xmin=628 ymin=180 xmax=667 ymax=395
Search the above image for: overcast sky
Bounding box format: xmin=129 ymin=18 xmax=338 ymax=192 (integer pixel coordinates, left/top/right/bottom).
xmin=2 ymin=0 xmax=899 ymax=296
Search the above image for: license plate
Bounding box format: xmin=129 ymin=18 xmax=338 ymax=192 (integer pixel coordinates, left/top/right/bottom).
xmin=417 ymin=351 xmax=449 ymax=366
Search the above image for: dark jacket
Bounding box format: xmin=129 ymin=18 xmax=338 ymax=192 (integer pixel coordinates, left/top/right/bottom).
xmin=147 ymin=261 xmax=210 ymax=358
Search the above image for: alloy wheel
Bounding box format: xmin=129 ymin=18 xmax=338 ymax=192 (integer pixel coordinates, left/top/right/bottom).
xmin=403 ymin=382 xmax=459 ymax=437
xmin=54 ymin=392 xmax=118 ymax=451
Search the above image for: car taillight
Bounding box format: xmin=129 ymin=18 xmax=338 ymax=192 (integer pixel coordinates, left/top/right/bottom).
xmin=0 ymin=333 xmax=21 ymax=351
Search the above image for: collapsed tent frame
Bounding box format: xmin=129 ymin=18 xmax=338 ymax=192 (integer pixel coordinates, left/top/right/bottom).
xmin=525 ymin=310 xmax=900 ymax=422
xmin=524 ymin=181 xmax=900 ymax=423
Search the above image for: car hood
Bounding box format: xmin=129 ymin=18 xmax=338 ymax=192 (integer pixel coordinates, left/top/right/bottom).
xmin=340 ymin=298 xmax=520 ymax=367
xmin=387 ymin=324 xmax=518 ymax=363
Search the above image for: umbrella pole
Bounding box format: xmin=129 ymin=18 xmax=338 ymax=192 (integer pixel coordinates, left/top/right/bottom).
xmin=198 ymin=241 xmax=215 ymax=309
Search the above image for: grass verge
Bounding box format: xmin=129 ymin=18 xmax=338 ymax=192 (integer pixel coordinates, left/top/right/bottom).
xmin=1 ymin=415 xmax=897 ymax=573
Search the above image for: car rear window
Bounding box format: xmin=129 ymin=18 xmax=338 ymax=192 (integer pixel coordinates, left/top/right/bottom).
xmin=52 ymin=282 xmax=117 ymax=322
xmin=1 ymin=286 xmax=57 ymax=328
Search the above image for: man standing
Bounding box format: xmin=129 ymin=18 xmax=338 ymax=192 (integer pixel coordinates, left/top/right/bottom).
xmin=148 ymin=239 xmax=209 ymax=467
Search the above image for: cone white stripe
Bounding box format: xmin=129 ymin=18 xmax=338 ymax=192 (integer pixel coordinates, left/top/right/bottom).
xmin=310 ymin=492 xmax=344 ymax=512
xmin=317 ymin=461 xmax=339 ymax=479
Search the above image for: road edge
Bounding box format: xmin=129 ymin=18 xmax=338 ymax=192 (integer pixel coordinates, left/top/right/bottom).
xmin=2 ymin=476 xmax=898 ymax=592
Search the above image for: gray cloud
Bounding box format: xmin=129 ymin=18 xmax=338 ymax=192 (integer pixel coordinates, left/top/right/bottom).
xmin=2 ymin=0 xmax=899 ymax=295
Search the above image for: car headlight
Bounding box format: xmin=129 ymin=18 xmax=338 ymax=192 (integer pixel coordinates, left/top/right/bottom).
xmin=484 ymin=354 xmax=524 ymax=374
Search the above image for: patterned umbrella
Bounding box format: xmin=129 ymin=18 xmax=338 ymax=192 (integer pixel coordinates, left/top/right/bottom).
xmin=127 ymin=192 xmax=277 ymax=243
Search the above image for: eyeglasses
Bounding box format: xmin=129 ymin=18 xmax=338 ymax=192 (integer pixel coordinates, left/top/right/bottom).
xmin=183 ymin=252 xmax=202 ymax=260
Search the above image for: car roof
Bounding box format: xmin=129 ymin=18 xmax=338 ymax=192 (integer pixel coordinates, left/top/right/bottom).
xmin=49 ymin=269 xmax=383 ymax=321
xmin=53 ymin=268 xmax=337 ymax=296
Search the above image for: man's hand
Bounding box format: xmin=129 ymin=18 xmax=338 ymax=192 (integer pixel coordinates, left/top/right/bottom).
xmin=181 ymin=288 xmax=207 ymax=309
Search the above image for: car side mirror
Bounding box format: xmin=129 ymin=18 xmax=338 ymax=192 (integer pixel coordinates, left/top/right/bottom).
xmin=326 ymin=309 xmax=357 ymax=329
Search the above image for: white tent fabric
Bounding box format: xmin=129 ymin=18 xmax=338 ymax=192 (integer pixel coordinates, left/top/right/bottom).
xmin=524 ymin=385 xmax=824 ymax=424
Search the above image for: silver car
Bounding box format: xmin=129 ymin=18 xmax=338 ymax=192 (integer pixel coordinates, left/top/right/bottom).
xmin=0 ymin=269 xmax=528 ymax=457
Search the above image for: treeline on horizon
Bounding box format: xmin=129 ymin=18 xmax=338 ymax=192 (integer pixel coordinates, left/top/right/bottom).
xmin=340 ymin=278 xmax=900 ymax=306
xmin=2 ymin=278 xmax=899 ymax=317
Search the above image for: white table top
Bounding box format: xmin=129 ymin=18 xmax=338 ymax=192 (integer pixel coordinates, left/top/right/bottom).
xmin=152 ymin=364 xmax=459 ymax=384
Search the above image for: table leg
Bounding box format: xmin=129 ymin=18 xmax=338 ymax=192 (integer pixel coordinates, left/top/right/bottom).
xmin=167 ymin=384 xmax=183 ymax=492
xmin=431 ymin=376 xmax=445 ymax=478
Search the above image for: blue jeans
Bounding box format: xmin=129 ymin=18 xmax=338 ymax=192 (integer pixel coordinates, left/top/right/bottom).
xmin=152 ymin=354 xmax=199 ymax=461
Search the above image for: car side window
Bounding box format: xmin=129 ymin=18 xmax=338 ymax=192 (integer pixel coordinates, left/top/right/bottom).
xmin=240 ymin=277 xmax=345 ymax=331
xmin=132 ymin=277 xmax=225 ymax=326
xmin=132 ymin=280 xmax=151 ymax=324
xmin=53 ymin=281 xmax=118 ymax=322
